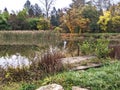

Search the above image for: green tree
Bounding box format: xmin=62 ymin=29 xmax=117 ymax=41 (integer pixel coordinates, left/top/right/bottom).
xmin=0 ymin=14 xmax=11 ymax=30
xmin=50 ymin=7 xmax=60 ymax=27
xmin=81 ymin=5 xmax=100 ymax=32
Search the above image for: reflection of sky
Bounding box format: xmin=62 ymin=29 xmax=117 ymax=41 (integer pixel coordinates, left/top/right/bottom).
xmin=0 ymin=53 xmax=30 ymax=69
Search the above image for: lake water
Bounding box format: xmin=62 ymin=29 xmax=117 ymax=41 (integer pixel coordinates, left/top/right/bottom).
xmin=0 ymin=45 xmax=41 ymax=69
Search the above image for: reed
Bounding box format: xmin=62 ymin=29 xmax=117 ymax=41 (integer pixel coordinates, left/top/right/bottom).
xmin=0 ymin=31 xmax=61 ymax=46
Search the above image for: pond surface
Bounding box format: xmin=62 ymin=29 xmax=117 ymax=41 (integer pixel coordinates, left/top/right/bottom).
xmin=0 ymin=45 xmax=42 ymax=68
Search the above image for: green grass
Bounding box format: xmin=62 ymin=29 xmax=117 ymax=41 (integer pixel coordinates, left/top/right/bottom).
xmin=39 ymin=61 xmax=120 ymax=90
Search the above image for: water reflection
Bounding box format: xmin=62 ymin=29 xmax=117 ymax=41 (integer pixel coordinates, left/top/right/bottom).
xmin=0 ymin=53 xmax=30 ymax=69
xmin=0 ymin=45 xmax=41 ymax=68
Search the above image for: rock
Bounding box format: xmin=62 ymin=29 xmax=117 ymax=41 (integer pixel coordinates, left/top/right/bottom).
xmin=72 ymin=86 xmax=89 ymax=90
xmin=36 ymin=84 xmax=64 ymax=90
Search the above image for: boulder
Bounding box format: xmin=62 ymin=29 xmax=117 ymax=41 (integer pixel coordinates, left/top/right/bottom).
xmin=36 ymin=84 xmax=64 ymax=90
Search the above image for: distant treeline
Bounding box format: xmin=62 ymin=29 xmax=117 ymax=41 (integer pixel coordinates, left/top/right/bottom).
xmin=0 ymin=0 xmax=120 ymax=33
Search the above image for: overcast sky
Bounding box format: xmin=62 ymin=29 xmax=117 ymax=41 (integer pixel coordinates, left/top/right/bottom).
xmin=0 ymin=0 xmax=119 ymax=13
xmin=0 ymin=0 xmax=72 ymax=12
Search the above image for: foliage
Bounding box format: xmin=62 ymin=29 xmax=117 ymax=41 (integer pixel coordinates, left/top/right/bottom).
xmin=80 ymin=40 xmax=94 ymax=55
xmin=8 ymin=9 xmax=29 ymax=30
xmin=95 ymin=38 xmax=110 ymax=58
xmin=0 ymin=14 xmax=11 ymax=30
xmin=97 ymin=11 xmax=111 ymax=31
xmin=19 ymin=83 xmax=36 ymax=90
xmin=81 ymin=5 xmax=100 ymax=32
xmin=61 ymin=8 xmax=89 ymax=33
xmin=26 ymin=18 xmax=39 ymax=30
xmin=111 ymin=16 xmax=120 ymax=32
xmin=40 ymin=61 xmax=120 ymax=90
xmin=80 ymin=37 xmax=111 ymax=58
xmin=50 ymin=7 xmax=61 ymax=27
xmin=53 ymin=27 xmax=63 ymax=33
xmin=37 ymin=18 xmax=50 ymax=30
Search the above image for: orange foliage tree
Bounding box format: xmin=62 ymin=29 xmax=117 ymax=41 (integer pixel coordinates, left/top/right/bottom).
xmin=60 ymin=7 xmax=89 ymax=33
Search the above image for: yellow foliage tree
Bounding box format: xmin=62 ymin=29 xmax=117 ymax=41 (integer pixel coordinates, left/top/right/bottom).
xmin=97 ymin=11 xmax=111 ymax=31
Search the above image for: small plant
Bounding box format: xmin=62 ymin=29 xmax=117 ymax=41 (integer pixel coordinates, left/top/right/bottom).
xmin=19 ymin=83 xmax=36 ymax=90
xmin=80 ymin=40 xmax=94 ymax=55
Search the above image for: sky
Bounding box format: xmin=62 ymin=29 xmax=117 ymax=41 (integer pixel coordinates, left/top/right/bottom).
xmin=0 ymin=0 xmax=119 ymax=13
xmin=0 ymin=0 xmax=72 ymax=12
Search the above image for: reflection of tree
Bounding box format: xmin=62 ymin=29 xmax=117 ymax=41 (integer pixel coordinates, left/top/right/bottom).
xmin=67 ymin=40 xmax=78 ymax=56
xmin=0 ymin=45 xmax=39 ymax=58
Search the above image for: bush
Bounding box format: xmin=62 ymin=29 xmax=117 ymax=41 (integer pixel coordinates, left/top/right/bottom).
xmin=27 ymin=18 xmax=39 ymax=30
xmin=95 ymin=38 xmax=111 ymax=58
xmin=37 ymin=18 xmax=50 ymax=30
xmin=80 ymin=40 xmax=94 ymax=55
xmin=80 ymin=37 xmax=111 ymax=58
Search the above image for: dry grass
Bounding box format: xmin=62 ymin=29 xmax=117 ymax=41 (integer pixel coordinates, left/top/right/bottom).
xmin=0 ymin=31 xmax=61 ymax=46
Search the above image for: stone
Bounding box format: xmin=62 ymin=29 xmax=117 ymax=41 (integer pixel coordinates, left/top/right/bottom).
xmin=36 ymin=84 xmax=64 ymax=90
xmin=72 ymin=86 xmax=89 ymax=90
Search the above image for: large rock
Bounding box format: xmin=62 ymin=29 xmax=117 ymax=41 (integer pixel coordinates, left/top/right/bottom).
xmin=36 ymin=84 xmax=64 ymax=90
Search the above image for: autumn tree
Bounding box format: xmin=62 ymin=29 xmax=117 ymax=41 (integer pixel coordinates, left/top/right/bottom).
xmin=39 ymin=0 xmax=56 ymax=19
xmin=61 ymin=8 xmax=89 ymax=33
xmin=97 ymin=11 xmax=111 ymax=32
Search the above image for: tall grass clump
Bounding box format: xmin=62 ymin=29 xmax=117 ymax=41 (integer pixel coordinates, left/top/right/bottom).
xmin=30 ymin=47 xmax=65 ymax=74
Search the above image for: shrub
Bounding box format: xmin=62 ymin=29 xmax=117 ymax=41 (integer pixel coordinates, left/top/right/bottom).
xmin=27 ymin=18 xmax=39 ymax=30
xmin=80 ymin=40 xmax=94 ymax=55
xmin=95 ymin=38 xmax=111 ymax=58
xmin=79 ymin=37 xmax=111 ymax=58
xmin=37 ymin=18 xmax=50 ymax=30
